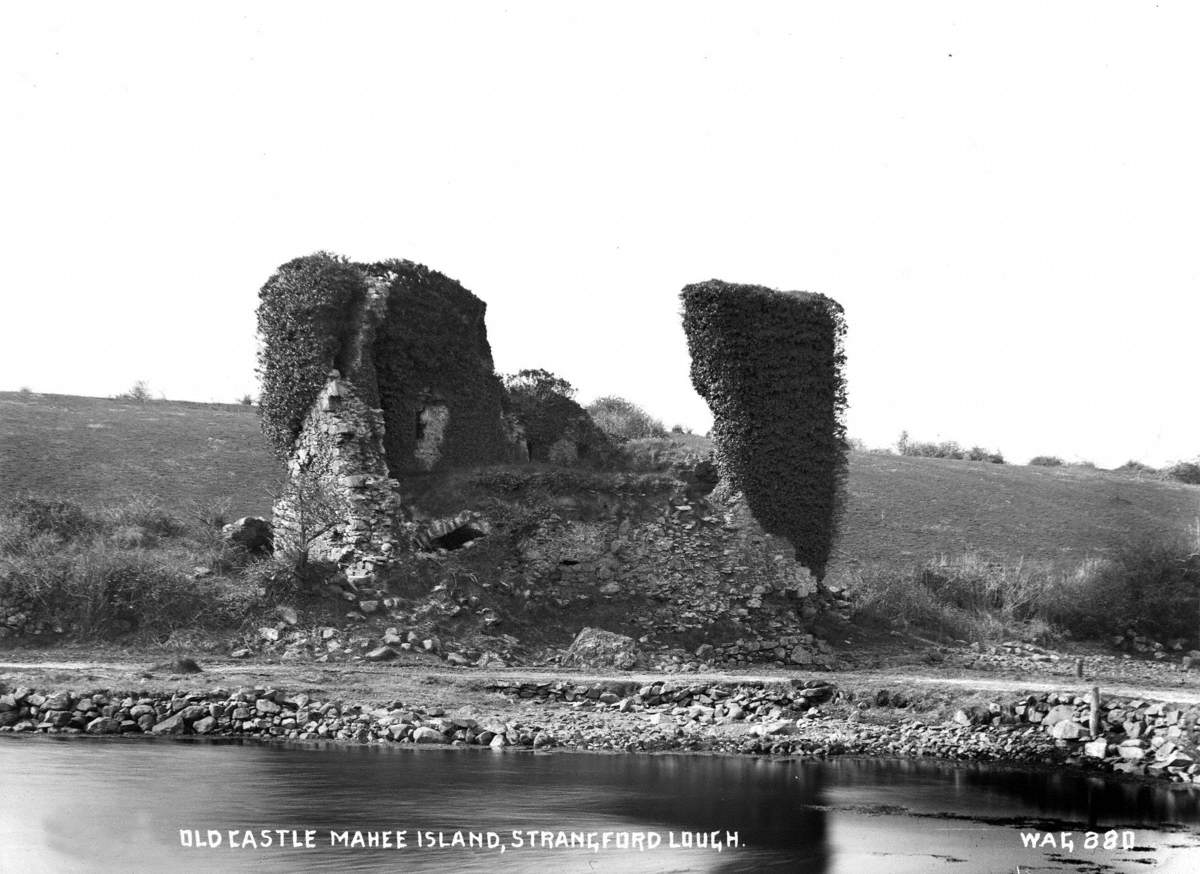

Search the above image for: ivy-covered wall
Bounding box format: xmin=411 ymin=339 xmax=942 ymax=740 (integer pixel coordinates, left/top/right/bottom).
xmin=257 ymin=254 xmax=513 ymax=472
xmin=680 ymin=280 xmax=848 ymax=580
xmin=256 ymin=253 xmax=370 ymax=457
xmin=366 ymin=260 xmax=512 ymax=475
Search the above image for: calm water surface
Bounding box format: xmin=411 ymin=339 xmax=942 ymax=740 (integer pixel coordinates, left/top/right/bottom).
xmin=2 ymin=737 xmax=1199 ymax=873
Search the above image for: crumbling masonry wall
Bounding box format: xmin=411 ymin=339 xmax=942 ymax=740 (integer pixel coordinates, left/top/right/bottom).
xmin=365 ymin=260 xmax=513 ymax=476
xmin=271 ymin=374 xmax=406 ymax=582
xmin=260 ymin=255 xmax=518 ymax=573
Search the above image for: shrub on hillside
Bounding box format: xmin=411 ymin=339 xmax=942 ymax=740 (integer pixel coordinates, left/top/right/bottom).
xmin=1029 ymin=456 xmax=1065 ymax=467
xmin=1163 ymin=461 xmax=1200 ymax=485
xmin=115 ymin=380 xmax=153 ymax=402
xmin=0 ymin=496 xmax=266 ymax=638
xmin=849 ymin=554 xmax=1051 ymax=642
xmin=586 ymin=396 xmax=668 ymax=443
xmin=850 ymin=540 xmax=1200 ymax=645
xmin=897 ymin=432 xmax=1004 ymax=464
xmin=1042 ymin=537 xmax=1200 ymax=641
xmin=1114 ymin=460 xmax=1157 ymax=475
xmin=681 ymin=280 xmax=848 ymax=580
xmin=967 ymin=446 xmax=1005 ymax=464
xmin=9 ymin=548 xmax=213 ymax=635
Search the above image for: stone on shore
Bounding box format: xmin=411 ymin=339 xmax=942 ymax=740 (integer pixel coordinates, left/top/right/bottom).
xmin=412 ymin=727 xmax=449 ymax=744
xmin=86 ymin=717 xmax=122 ymax=734
xmin=150 ymin=713 xmax=187 ymax=735
xmin=560 ymin=627 xmax=639 ymax=671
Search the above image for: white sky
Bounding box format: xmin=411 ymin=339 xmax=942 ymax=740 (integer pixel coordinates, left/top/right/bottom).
xmin=2 ymin=2 xmax=1198 ymax=468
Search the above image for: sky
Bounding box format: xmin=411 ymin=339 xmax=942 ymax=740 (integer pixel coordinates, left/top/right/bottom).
xmin=2 ymin=1 xmax=1198 ymax=468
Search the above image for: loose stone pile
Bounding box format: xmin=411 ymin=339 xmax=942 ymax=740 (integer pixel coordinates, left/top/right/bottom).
xmin=996 ymin=691 xmax=1200 ymax=782
xmin=0 ymin=685 xmax=555 ymax=748
xmin=512 ymin=491 xmax=828 ymax=641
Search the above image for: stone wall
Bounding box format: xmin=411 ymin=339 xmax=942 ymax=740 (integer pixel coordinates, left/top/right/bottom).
xmin=367 ymin=260 xmax=514 ymax=475
xmin=272 ymin=373 xmax=406 ymax=582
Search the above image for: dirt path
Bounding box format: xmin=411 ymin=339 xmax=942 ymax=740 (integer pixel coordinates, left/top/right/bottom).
xmin=5 ymin=655 xmax=1200 ymax=707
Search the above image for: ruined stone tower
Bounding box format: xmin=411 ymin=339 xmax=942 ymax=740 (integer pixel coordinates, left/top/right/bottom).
xmin=259 ymin=254 xmax=516 ymax=577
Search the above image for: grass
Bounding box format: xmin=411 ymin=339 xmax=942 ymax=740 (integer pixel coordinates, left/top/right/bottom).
xmin=0 ymin=392 xmax=282 ymax=516
xmin=833 ymin=451 xmax=1200 ymax=573
xmin=4 ymin=391 xmax=1198 ymax=574
xmin=5 ymin=391 xmax=1200 ymax=645
xmin=0 ymin=495 xmax=263 ymax=639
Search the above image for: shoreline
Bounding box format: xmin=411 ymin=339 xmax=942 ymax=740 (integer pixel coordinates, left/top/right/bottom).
xmin=4 ymin=665 xmax=1200 ymax=789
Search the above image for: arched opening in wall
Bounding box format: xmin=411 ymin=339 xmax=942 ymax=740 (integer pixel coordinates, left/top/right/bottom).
xmin=415 ymin=410 xmax=425 ymax=442
xmin=430 ymin=523 xmax=487 ymax=550
xmin=525 ymin=440 xmax=535 ymax=461
xmin=682 ymin=459 xmax=720 ymax=501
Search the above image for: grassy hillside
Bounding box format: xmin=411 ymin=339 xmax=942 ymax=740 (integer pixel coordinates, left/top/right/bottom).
xmin=0 ymin=392 xmax=282 ymax=517
xmin=2 ymin=391 xmax=1196 ymax=572
xmin=833 ymin=452 xmax=1200 ymax=573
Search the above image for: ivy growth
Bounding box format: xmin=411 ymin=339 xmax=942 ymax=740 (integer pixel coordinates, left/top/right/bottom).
xmin=680 ymin=280 xmax=848 ymax=579
xmin=255 ymin=252 xmax=368 ymax=457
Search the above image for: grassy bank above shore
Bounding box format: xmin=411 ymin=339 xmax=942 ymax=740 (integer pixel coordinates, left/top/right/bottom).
xmin=4 ymin=390 xmax=1200 ymax=650
xmin=5 ymin=391 xmax=1198 ymax=571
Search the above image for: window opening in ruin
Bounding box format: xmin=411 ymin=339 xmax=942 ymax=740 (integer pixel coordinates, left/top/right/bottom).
xmin=415 ymin=410 xmax=426 ymax=442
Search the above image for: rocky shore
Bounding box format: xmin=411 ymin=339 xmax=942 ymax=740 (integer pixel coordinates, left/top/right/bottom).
xmin=3 ymin=675 xmax=1200 ymax=787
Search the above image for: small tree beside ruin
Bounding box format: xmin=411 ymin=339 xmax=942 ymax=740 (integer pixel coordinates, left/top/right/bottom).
xmin=271 ymin=467 xmax=353 ymax=574
xmin=680 ymin=280 xmax=848 ymax=580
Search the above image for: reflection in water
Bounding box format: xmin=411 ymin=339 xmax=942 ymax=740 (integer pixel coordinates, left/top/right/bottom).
xmin=0 ymin=738 xmax=1198 ymax=873
xmin=824 ymin=756 xmax=1200 ymax=827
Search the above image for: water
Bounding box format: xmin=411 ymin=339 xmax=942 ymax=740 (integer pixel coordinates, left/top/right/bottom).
xmin=2 ymin=737 xmax=1199 ymax=872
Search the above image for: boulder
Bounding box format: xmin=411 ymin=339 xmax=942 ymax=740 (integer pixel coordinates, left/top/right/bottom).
xmin=1118 ymin=741 xmax=1147 ymax=761
xmin=788 ymin=646 xmax=815 ymax=666
xmin=1051 ymin=719 xmax=1084 ymax=740
xmin=412 ymin=727 xmax=449 ymax=744
xmin=86 ymin=717 xmax=122 ymax=735
xmin=560 ymin=627 xmax=639 ymax=671
xmin=222 ymin=517 xmax=273 ymax=554
xmin=1042 ymin=704 xmax=1076 ymax=727
xmin=149 ymin=713 xmax=187 ymax=735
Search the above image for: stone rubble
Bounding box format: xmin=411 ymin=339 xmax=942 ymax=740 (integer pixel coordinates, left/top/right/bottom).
xmin=2 ymin=680 xmax=1197 ymax=785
